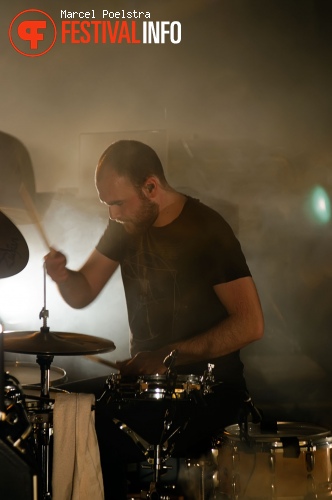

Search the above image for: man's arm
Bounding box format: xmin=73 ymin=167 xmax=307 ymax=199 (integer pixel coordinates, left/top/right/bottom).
xmin=44 ymin=248 xmax=119 ymax=308
xmin=117 ymin=276 xmax=264 ymax=374
xmin=173 ymin=275 xmax=264 ymax=361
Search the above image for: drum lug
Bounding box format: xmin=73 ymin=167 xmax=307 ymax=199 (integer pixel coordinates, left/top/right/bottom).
xmin=201 ymin=363 xmax=215 ymax=394
xmin=269 ymin=449 xmax=277 ymax=498
xmin=269 ymin=449 xmax=276 ymax=474
xmin=306 ymin=447 xmax=315 ymax=473
xmin=306 ymin=474 xmax=319 ymax=500
xmin=231 ymin=447 xmax=241 ymax=498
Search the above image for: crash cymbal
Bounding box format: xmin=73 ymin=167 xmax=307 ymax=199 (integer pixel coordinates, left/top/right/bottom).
xmin=3 ymin=328 xmax=116 ymax=356
xmin=0 ymin=210 xmax=29 ymax=278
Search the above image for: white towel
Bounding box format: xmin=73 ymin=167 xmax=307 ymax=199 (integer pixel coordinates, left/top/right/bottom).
xmin=52 ymin=392 xmax=104 ymax=500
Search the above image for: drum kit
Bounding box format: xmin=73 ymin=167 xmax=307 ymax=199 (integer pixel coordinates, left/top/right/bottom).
xmin=3 ymin=323 xmax=116 ymax=500
xmin=1 ymin=208 xmax=332 ymax=500
xmin=0 ymin=209 xmax=117 ymax=499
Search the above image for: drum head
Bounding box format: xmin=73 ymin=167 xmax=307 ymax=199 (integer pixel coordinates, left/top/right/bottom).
xmin=5 ymin=361 xmax=66 ymax=386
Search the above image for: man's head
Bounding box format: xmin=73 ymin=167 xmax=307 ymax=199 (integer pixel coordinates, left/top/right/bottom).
xmin=96 ymin=140 xmax=167 ymax=190
xmin=95 ymin=140 xmax=167 ymax=234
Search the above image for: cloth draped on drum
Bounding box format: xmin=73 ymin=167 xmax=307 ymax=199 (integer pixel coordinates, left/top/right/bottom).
xmin=52 ymin=392 xmax=104 ymax=500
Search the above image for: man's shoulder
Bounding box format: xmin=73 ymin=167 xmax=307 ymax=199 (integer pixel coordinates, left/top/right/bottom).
xmin=184 ymin=196 xmax=231 ymax=227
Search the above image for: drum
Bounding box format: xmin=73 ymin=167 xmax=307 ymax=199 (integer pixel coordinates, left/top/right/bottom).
xmin=5 ymin=361 xmax=67 ymax=386
xmin=106 ymin=373 xmax=204 ymax=401
xmin=213 ymin=421 xmax=332 ymax=499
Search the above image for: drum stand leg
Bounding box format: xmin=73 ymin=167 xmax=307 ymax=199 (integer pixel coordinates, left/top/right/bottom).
xmin=35 ymin=354 xmax=54 ymax=500
xmin=146 ymin=409 xmax=190 ymax=500
xmin=36 ymin=420 xmax=52 ymax=500
xmin=153 ymin=444 xmax=162 ymax=484
xmin=114 ymin=420 xmax=173 ymax=499
xmin=114 ymin=409 xmax=185 ymax=499
xmin=185 ymin=456 xmax=215 ymax=500
xmin=146 ymin=445 xmax=163 ymax=500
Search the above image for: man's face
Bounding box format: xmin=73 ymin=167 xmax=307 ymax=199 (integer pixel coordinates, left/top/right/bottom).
xmin=96 ymin=170 xmax=159 ymax=235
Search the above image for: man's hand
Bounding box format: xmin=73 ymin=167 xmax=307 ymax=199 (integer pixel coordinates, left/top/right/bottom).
xmin=44 ymin=248 xmax=69 ymax=283
xmin=116 ymin=349 xmax=172 ymax=376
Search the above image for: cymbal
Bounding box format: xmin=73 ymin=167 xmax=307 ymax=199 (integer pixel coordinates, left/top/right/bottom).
xmin=0 ymin=210 xmax=29 ymax=278
xmin=3 ymin=329 xmax=116 ymax=356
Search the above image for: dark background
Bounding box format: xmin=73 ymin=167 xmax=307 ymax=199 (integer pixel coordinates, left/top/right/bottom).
xmin=1 ymin=0 xmax=332 ymax=431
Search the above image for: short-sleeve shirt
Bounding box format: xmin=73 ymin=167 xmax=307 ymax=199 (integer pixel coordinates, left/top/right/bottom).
xmin=96 ymin=197 xmax=251 ymax=387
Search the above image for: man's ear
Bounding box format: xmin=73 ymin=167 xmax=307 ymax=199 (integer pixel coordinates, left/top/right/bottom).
xmin=143 ymin=179 xmax=157 ymax=197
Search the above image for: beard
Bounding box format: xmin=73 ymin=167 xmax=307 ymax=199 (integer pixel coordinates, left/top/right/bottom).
xmin=121 ymin=196 xmax=159 ymax=235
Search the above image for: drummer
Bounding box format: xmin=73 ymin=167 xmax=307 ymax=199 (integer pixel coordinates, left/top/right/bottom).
xmin=45 ymin=140 xmax=264 ymax=499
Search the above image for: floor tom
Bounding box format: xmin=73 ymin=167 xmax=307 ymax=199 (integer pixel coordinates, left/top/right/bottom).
xmin=213 ymin=421 xmax=332 ymax=498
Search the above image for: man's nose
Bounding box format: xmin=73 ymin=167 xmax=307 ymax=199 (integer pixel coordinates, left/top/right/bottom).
xmin=109 ymin=206 xmax=121 ymax=221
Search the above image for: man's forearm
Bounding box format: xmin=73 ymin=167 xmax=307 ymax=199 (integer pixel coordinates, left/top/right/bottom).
xmin=56 ymin=269 xmax=96 ymax=309
xmin=118 ymin=313 xmax=263 ymax=376
xmin=168 ymin=276 xmax=264 ymax=366
xmin=170 ymin=315 xmax=262 ymax=366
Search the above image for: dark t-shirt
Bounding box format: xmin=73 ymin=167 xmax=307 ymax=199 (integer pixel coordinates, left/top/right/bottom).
xmin=96 ymin=197 xmax=251 ymax=387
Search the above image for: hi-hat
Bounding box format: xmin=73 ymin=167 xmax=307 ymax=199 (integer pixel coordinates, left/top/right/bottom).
xmin=0 ymin=210 xmax=29 ymax=278
xmin=3 ymin=328 xmax=116 ymax=356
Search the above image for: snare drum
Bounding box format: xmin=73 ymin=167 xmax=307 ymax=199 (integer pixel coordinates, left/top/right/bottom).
xmin=213 ymin=421 xmax=332 ymax=499
xmin=107 ymin=373 xmax=203 ymax=401
xmin=5 ymin=361 xmax=67 ymax=386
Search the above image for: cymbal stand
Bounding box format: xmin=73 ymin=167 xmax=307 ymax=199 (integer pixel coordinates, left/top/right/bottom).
xmin=34 ymin=264 xmax=53 ymax=500
xmin=37 ymin=264 xmax=54 ymax=398
xmin=0 ymin=323 xmax=6 ymax=423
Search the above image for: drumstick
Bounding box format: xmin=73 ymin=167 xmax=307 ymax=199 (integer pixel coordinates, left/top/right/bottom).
xmin=84 ymin=354 xmax=119 ymax=371
xmin=19 ymin=183 xmax=51 ymax=250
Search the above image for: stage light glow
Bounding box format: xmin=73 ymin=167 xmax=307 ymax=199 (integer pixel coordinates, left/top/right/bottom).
xmin=307 ymin=185 xmax=331 ymax=224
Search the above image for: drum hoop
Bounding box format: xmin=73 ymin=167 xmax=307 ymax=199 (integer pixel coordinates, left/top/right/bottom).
xmin=106 ymin=373 xmax=203 ymax=400
xmin=223 ymin=421 xmax=331 ymax=446
xmin=5 ymin=361 xmax=67 ymax=385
